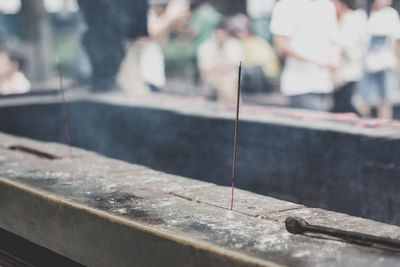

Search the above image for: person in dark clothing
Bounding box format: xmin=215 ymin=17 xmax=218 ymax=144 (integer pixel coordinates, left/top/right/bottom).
xmin=78 ymin=0 xmax=148 ymax=92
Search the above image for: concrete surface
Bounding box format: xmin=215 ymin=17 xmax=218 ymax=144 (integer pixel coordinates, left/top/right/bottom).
xmin=0 ymin=93 xmax=400 ymax=225
xmin=1 ymin=133 xmax=400 ymax=266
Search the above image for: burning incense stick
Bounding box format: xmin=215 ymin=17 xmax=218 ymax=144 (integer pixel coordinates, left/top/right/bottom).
xmin=56 ymin=56 xmax=72 ymax=158
xmin=231 ymin=62 xmax=242 ymax=211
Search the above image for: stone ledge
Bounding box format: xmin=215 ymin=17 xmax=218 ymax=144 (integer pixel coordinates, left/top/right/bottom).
xmin=1 ymin=177 xmax=275 ymax=267
xmin=1 ymin=132 xmax=400 ymax=266
xmin=1 ymin=94 xmax=400 ymax=225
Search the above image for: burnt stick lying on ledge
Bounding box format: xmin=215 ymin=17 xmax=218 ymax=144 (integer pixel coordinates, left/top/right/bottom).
xmin=285 ymin=217 xmax=400 ymax=250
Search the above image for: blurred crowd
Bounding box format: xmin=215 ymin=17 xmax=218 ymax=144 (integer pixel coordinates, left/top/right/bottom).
xmin=271 ymin=0 xmax=400 ymax=119
xmin=119 ymin=0 xmax=400 ymax=119
xmin=118 ymin=0 xmax=280 ymax=102
xmin=1 ymin=0 xmax=400 ymax=119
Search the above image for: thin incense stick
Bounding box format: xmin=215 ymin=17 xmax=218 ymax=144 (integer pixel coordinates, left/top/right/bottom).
xmin=231 ymin=62 xmax=242 ymax=211
xmin=56 ymin=56 xmax=72 ymax=158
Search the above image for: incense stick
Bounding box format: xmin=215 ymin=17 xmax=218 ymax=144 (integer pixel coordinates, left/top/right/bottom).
xmin=231 ymin=62 xmax=242 ymax=211
xmin=56 ymin=56 xmax=72 ymax=158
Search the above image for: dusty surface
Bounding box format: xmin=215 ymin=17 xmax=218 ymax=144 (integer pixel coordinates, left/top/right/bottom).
xmin=1 ymin=93 xmax=400 ymax=226
xmin=1 ymin=132 xmax=400 ymax=266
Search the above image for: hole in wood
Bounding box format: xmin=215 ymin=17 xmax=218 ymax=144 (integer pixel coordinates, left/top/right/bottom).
xmin=8 ymin=145 xmax=61 ymax=160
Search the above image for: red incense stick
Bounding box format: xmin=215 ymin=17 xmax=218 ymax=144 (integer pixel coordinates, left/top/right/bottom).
xmin=231 ymin=62 xmax=242 ymax=211
xmin=56 ymin=56 xmax=72 ymax=158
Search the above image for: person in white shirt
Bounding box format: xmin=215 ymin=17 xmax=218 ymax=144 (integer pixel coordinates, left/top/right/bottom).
xmin=197 ymin=21 xmax=244 ymax=102
xmin=141 ymin=0 xmax=190 ymax=92
xmin=358 ymin=0 xmax=400 ymax=119
xmin=330 ymin=0 xmax=366 ymax=113
xmin=270 ymin=0 xmax=341 ymax=111
xmin=0 ymin=48 xmax=30 ymax=95
xmin=117 ymin=0 xmax=190 ymax=95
